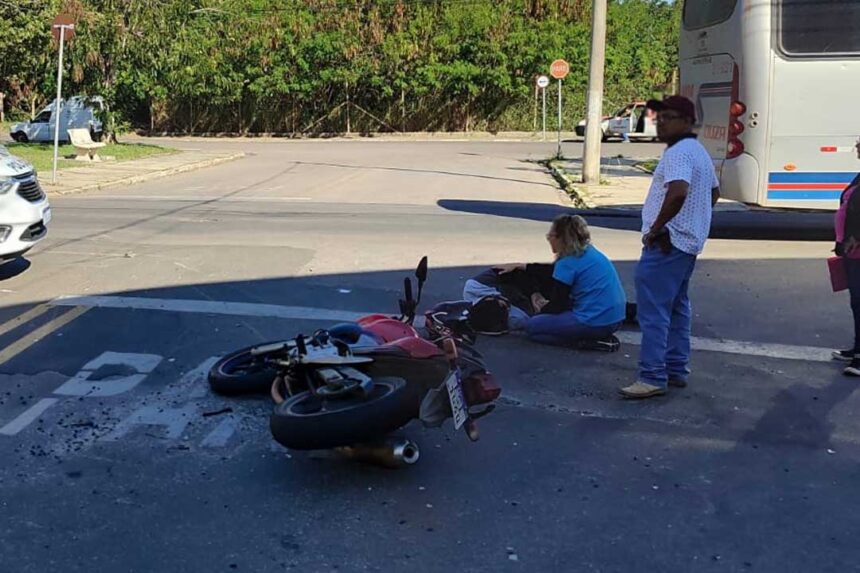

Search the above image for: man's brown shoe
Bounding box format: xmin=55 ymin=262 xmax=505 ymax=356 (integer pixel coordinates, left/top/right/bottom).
xmin=618 ymin=381 xmax=667 ymax=399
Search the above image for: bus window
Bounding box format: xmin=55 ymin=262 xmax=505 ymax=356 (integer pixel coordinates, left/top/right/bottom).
xmin=779 ymin=0 xmax=860 ymax=56
xmin=683 ymin=0 xmax=738 ymax=30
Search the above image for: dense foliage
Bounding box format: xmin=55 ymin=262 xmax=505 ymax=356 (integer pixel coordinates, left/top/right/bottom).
xmin=1 ymin=0 xmax=681 ymax=134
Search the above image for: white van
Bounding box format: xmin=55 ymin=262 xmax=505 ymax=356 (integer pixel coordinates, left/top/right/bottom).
xmin=10 ymin=96 xmax=103 ymax=144
xmin=0 ymin=145 xmax=51 ymax=261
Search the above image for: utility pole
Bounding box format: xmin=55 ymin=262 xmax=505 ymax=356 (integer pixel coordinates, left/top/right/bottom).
xmin=51 ymin=22 xmax=74 ymax=184
xmin=582 ymin=0 xmax=607 ymax=184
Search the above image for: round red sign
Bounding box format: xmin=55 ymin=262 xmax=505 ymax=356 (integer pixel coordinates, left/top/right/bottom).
xmin=550 ymin=59 xmax=569 ymax=80
xmin=52 ymin=14 xmax=76 ymax=43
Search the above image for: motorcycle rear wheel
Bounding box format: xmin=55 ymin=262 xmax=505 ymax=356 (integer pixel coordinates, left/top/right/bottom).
xmin=270 ymin=377 xmax=415 ymax=450
xmin=208 ymin=343 xmax=283 ymax=395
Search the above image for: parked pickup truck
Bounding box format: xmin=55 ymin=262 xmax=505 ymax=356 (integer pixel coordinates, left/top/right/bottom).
xmin=10 ymin=96 xmax=103 ymax=144
xmin=576 ymin=101 xmax=657 ymax=142
xmin=0 ymin=146 xmax=51 ymax=261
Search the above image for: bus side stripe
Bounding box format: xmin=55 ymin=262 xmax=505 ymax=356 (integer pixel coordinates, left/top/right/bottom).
xmin=767 ymin=183 xmax=848 ymax=190
xmin=767 ymin=191 xmax=843 ymax=200
xmin=768 ymin=172 xmax=856 ymax=183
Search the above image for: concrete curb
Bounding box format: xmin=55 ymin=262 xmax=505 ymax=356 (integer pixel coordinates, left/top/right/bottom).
xmin=544 ymin=160 xmax=591 ymax=209
xmin=44 ymin=152 xmax=246 ymax=196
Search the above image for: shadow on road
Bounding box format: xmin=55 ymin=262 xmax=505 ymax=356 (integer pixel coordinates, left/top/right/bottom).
xmin=437 ymin=199 xmax=836 ymax=241
xmin=0 ymin=258 xmax=31 ymax=280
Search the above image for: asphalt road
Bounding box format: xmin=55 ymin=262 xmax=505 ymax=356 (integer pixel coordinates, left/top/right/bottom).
xmin=0 ymin=139 xmax=857 ymax=573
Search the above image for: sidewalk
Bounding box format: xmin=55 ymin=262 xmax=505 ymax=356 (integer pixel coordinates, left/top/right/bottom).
xmin=40 ymin=148 xmax=245 ymax=196
xmin=551 ymin=155 xmax=748 ymax=212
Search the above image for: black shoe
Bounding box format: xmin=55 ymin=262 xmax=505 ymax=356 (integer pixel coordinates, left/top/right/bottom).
xmin=668 ymin=378 xmax=688 ymax=388
xmin=579 ymin=335 xmax=620 ymax=353
xmin=832 ymin=349 xmax=857 ymax=362
xmin=844 ymin=359 xmax=860 ymax=377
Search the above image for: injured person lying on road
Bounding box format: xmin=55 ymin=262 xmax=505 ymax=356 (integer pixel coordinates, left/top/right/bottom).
xmin=462 ymin=214 xmax=633 ymax=352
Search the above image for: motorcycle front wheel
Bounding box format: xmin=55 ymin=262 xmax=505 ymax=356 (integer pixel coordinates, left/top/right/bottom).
xmin=208 ymin=342 xmax=283 ymax=395
xmin=270 ymin=376 xmax=415 ymax=450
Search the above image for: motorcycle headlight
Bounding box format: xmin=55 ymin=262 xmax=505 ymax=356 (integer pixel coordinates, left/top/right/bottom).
xmin=0 ymin=178 xmax=16 ymax=195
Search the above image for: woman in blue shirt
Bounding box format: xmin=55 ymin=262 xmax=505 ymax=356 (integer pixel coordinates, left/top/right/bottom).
xmin=504 ymin=214 xmax=626 ymax=351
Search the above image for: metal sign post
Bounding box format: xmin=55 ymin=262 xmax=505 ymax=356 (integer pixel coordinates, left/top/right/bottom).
xmin=557 ymin=79 xmax=562 ymax=158
xmin=536 ymin=75 xmax=549 ymax=141
xmin=542 ymin=87 xmax=546 ymax=140
xmin=549 ymin=60 xmax=569 ymax=159
xmin=51 ymin=17 xmax=75 ymax=184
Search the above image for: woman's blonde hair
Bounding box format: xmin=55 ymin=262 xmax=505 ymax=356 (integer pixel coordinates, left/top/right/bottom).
xmin=550 ymin=214 xmax=591 ymax=258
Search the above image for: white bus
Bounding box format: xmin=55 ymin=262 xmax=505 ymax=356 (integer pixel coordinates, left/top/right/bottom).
xmin=679 ymin=0 xmax=860 ymax=210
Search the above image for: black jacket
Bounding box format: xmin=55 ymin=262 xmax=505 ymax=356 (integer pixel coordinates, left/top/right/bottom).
xmin=473 ymin=264 xmax=571 ymax=315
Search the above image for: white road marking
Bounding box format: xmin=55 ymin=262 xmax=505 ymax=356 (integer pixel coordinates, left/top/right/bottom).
xmin=51 ymin=295 xmax=836 ymax=363
xmin=0 ymin=398 xmax=59 ymax=436
xmin=185 ymin=357 xmax=220 ymax=399
xmin=614 ymin=332 xmax=832 ymax=363
xmin=54 ymin=352 xmax=163 ymax=397
xmin=102 ymin=404 xmax=197 ymax=441
xmin=53 ymin=295 xmax=367 ymax=323
xmin=201 ymin=416 xmax=237 ymax=448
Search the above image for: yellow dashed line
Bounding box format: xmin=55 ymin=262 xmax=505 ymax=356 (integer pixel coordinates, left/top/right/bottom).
xmin=0 ymin=304 xmax=52 ymax=338
xmin=0 ymin=306 xmax=90 ymax=367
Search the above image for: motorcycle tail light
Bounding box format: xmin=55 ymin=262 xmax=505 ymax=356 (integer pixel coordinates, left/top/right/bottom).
xmin=463 ymin=372 xmax=501 ymax=405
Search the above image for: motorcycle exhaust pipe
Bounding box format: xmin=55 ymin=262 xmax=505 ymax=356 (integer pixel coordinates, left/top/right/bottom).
xmin=336 ymin=437 xmax=420 ymax=469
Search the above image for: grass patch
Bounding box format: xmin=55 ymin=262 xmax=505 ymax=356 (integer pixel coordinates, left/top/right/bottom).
xmin=5 ymin=141 xmax=176 ymax=173
xmin=635 ymin=159 xmax=658 ymax=173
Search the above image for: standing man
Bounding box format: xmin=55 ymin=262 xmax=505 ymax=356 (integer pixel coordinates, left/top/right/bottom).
xmin=619 ymin=95 xmax=720 ymax=399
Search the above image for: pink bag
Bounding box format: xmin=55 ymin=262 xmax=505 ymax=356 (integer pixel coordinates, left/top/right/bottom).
xmin=828 ymin=256 xmax=848 ymax=292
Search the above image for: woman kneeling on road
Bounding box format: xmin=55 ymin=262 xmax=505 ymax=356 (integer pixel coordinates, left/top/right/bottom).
xmin=498 ymin=214 xmax=627 ymax=351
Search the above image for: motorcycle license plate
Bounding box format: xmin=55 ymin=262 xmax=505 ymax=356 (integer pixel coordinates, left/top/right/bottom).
xmin=444 ymin=371 xmax=468 ymax=430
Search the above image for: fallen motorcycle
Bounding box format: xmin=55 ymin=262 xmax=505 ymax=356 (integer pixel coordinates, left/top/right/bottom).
xmin=207 ymin=257 xmax=501 ymax=464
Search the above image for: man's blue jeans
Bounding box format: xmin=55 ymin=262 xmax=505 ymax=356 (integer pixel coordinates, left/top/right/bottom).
xmin=635 ymin=245 xmax=697 ymax=388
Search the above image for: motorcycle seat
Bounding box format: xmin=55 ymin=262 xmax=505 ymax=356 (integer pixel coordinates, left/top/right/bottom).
xmin=328 ymin=323 xmax=382 ymax=346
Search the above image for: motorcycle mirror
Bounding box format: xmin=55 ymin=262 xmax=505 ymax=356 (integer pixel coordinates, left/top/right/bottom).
xmin=404 ymin=277 xmax=413 ymax=303
xmin=415 ymin=256 xmax=428 ymax=284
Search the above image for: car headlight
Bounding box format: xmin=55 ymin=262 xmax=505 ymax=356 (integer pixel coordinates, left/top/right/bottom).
xmin=0 ymin=225 xmax=11 ymax=243
xmin=0 ymin=178 xmax=16 ymax=195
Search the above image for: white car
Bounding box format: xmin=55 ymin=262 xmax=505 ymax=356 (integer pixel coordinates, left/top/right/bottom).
xmin=10 ymin=96 xmax=103 ymax=143
xmin=0 ymin=146 xmax=51 ymax=261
